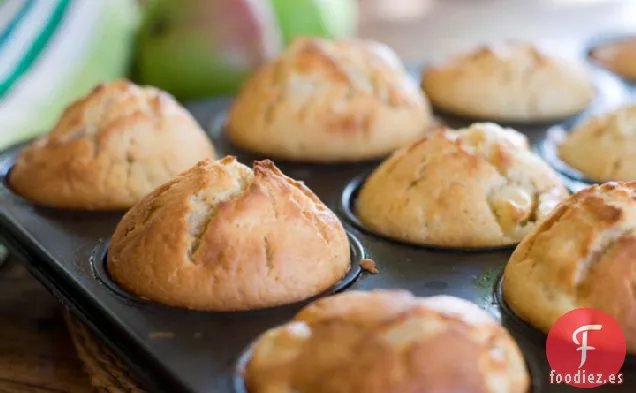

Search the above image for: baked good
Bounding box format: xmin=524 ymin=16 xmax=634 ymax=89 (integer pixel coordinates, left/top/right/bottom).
xmin=9 ymin=80 xmax=215 ymax=210
xmin=356 ymin=123 xmax=569 ymax=247
xmin=591 ymin=38 xmax=636 ymax=81
xmin=226 ymin=37 xmax=433 ymax=162
xmin=244 ymin=290 xmax=530 ymax=393
xmin=107 ymin=157 xmax=350 ymax=311
xmin=503 ymin=182 xmax=636 ymax=352
xmin=559 ymin=105 xmax=636 ymax=182
xmin=421 ymin=42 xmax=595 ymax=122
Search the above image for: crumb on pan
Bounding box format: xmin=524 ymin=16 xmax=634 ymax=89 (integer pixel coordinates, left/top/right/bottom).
xmin=148 ymin=332 xmax=175 ymax=339
xmin=360 ymin=258 xmax=379 ymax=274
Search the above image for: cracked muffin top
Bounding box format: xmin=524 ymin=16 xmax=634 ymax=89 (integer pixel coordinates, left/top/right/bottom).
xmin=226 ymin=37 xmax=433 ymax=162
xmin=421 ymin=42 xmax=595 ymax=122
xmin=244 ymin=290 xmax=530 ymax=393
xmin=590 ymin=38 xmax=636 ymax=82
xmin=107 ymin=157 xmax=351 ymax=311
xmin=9 ymin=80 xmax=215 ymax=210
xmin=559 ymin=105 xmax=636 ymax=182
xmin=503 ymin=182 xmax=636 ymax=352
xmin=356 ymin=123 xmax=569 ymax=247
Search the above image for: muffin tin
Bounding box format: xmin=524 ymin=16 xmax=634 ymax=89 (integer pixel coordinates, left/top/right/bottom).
xmin=538 ymin=125 xmax=592 ymax=188
xmin=1 ymin=43 xmax=636 ymax=392
xmin=0 ymin=246 xmax=6 ymax=271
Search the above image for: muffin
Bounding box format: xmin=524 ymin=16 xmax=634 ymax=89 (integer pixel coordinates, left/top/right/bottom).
xmin=590 ymin=38 xmax=636 ymax=81
xmin=9 ymin=80 xmax=215 ymax=210
xmin=356 ymin=123 xmax=569 ymax=247
xmin=107 ymin=157 xmax=351 ymax=311
xmin=244 ymin=290 xmax=530 ymax=393
xmin=226 ymin=37 xmax=433 ymax=162
xmin=503 ymin=182 xmax=636 ymax=352
xmin=559 ymin=105 xmax=636 ymax=182
xmin=421 ymin=42 xmax=595 ymax=123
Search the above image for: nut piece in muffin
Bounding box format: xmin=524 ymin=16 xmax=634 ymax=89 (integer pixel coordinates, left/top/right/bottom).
xmin=244 ymin=290 xmax=530 ymax=393
xmin=421 ymin=42 xmax=595 ymax=122
xmin=356 ymin=123 xmax=569 ymax=247
xmin=107 ymin=157 xmax=351 ymax=311
xmin=226 ymin=37 xmax=433 ymax=162
xmin=503 ymin=182 xmax=636 ymax=353
xmin=591 ymin=38 xmax=636 ymax=82
xmin=9 ymin=80 xmax=215 ymax=210
xmin=559 ymin=105 xmax=636 ymax=182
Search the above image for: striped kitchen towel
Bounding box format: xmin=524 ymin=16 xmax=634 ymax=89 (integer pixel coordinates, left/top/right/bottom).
xmin=0 ymin=0 xmax=139 ymax=150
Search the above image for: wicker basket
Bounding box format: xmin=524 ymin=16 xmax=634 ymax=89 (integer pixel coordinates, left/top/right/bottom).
xmin=64 ymin=311 xmax=147 ymax=393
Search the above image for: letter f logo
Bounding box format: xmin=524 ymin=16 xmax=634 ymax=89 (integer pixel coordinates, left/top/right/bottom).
xmin=573 ymin=325 xmax=602 ymax=368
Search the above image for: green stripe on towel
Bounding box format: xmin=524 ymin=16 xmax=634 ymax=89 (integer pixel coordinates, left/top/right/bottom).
xmin=0 ymin=0 xmax=35 ymax=47
xmin=0 ymin=0 xmax=71 ymax=98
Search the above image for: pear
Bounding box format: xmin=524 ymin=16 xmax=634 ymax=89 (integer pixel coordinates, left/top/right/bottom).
xmin=134 ymin=0 xmax=357 ymax=101
xmin=134 ymin=0 xmax=274 ymax=100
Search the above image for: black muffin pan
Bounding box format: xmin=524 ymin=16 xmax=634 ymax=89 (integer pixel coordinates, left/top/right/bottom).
xmin=0 ymin=55 xmax=635 ymax=393
xmin=0 ymin=247 xmax=6 ymax=271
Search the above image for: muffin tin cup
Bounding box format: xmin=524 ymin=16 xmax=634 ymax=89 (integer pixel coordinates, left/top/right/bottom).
xmin=0 ymin=246 xmax=6 ymax=272
xmin=339 ymin=174 xmax=518 ymax=253
xmin=494 ymin=273 xmax=550 ymax=347
xmin=537 ymin=125 xmax=601 ymax=194
xmin=1 ymin=57 xmax=636 ymax=392
xmin=0 ymin=154 xmax=133 ymax=217
xmin=420 ymin=61 xmax=628 ymax=134
xmin=494 ymin=274 xmax=636 ymax=370
xmin=534 ymin=61 xmax=636 ymax=193
xmin=207 ymin=111 xmax=389 ymax=168
xmin=426 ymin=107 xmax=586 ymax=132
xmin=90 ymin=233 xmax=365 ymax=312
xmin=233 ymin=343 xmax=254 ymax=393
xmin=232 ymin=327 xmax=548 ymax=393
xmin=539 ymin=126 xmax=587 ymax=183
xmin=538 ymin=122 xmax=636 ymax=194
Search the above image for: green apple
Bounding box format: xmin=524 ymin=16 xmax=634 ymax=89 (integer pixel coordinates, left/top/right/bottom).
xmin=134 ymin=0 xmax=358 ymax=101
xmin=271 ymin=0 xmax=358 ymax=45
xmin=135 ymin=0 xmax=257 ymax=100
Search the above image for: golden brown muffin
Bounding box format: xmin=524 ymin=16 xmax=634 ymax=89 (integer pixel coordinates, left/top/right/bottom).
xmin=9 ymin=80 xmax=215 ymax=210
xmin=591 ymin=38 xmax=636 ymax=81
xmin=503 ymin=182 xmax=636 ymax=353
xmin=107 ymin=157 xmax=351 ymax=311
xmin=421 ymin=42 xmax=595 ymax=122
xmin=356 ymin=123 xmax=569 ymax=247
xmin=226 ymin=37 xmax=433 ymax=162
xmin=244 ymin=290 xmax=530 ymax=393
xmin=559 ymin=105 xmax=636 ymax=182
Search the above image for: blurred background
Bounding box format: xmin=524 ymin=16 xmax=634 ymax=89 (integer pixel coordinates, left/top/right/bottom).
xmin=0 ymin=0 xmax=635 ymax=152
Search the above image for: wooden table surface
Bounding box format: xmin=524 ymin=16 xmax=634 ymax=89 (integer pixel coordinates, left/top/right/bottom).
xmin=0 ymin=258 xmax=91 ymax=392
xmin=2 ymin=1 xmax=636 ymax=392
